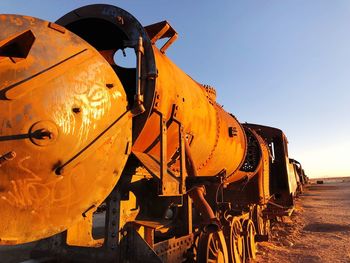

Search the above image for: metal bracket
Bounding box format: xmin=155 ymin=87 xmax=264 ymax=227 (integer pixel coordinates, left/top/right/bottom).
xmin=160 ymin=113 xmax=168 ymax=194
xmin=171 ymin=117 xmax=186 ymax=194
xmin=29 ymin=186 xmax=123 ymax=262
xmin=0 ymin=29 xmax=36 ymax=61
xmin=120 ymin=225 xmax=162 ymax=263
xmin=186 ymin=169 xmax=226 ymax=190
xmin=151 ymin=109 xmax=187 ymax=196
xmin=144 ymin=21 xmax=178 ymax=53
xmin=104 ymin=188 xmax=121 ymax=250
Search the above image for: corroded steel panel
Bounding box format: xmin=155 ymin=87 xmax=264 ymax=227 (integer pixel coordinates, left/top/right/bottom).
xmin=56 ymin=4 xmax=248 ymax=184
xmin=133 ymin=47 xmax=247 ymax=183
xmin=0 ymin=15 xmax=131 ymax=244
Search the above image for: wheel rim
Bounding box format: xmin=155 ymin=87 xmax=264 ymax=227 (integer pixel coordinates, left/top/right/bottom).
xmin=243 ymin=219 xmax=257 ymax=260
xmin=197 ymin=230 xmax=229 ymax=263
xmin=223 ymin=217 xmax=245 ymax=263
xmin=231 ymin=219 xmax=245 ymax=263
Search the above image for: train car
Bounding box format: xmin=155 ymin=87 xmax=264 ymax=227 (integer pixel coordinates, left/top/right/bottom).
xmin=290 ymin=158 xmax=309 ymax=192
xmin=0 ymin=4 xmax=306 ymax=263
xmin=244 ymin=124 xmax=298 ymax=209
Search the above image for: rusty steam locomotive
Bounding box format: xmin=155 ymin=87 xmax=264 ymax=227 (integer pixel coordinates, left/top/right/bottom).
xmin=0 ymin=4 xmax=308 ymax=263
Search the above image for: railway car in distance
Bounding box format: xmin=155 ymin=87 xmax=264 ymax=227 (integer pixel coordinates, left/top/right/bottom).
xmin=290 ymin=158 xmax=309 ymax=187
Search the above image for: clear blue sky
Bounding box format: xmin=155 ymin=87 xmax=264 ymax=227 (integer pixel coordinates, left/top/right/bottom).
xmin=1 ymin=1 xmax=349 ymax=178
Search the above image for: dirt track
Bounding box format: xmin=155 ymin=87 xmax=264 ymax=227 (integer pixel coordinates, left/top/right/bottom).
xmin=256 ymin=178 xmax=350 ymax=263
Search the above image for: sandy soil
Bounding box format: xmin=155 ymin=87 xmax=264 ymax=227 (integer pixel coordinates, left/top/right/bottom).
xmin=256 ymin=177 xmax=350 ymax=263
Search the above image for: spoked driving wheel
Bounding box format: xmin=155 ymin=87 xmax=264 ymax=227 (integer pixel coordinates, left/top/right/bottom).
xmin=197 ymin=230 xmax=229 ymax=263
xmin=227 ymin=218 xmax=245 ymax=263
xmin=243 ymin=219 xmax=257 ymax=260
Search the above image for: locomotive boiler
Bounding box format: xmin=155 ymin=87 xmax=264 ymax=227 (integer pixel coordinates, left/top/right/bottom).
xmin=0 ymin=4 xmax=307 ymax=263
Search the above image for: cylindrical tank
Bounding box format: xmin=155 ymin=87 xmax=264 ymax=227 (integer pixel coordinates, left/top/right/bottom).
xmin=0 ymin=15 xmax=132 ymax=244
xmin=57 ymin=4 xmax=248 ymax=183
xmin=133 ymin=47 xmax=247 ymax=181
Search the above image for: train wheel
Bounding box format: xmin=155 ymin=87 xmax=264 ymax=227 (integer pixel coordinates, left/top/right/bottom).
xmin=228 ymin=218 xmax=245 ymax=263
xmin=197 ymin=230 xmax=229 ymax=263
xmin=243 ymin=219 xmax=257 ymax=260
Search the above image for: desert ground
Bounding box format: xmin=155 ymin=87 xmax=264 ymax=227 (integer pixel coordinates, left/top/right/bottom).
xmin=256 ymin=177 xmax=350 ymax=263
xmin=0 ymin=177 xmax=349 ymax=262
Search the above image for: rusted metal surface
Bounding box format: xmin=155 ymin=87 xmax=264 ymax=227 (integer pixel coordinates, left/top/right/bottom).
xmin=144 ymin=21 xmax=178 ymax=54
xmin=0 ymin=5 xmax=308 ymax=263
xmin=57 ymin=4 xmax=247 ymax=191
xmin=255 ymin=129 xmax=271 ymax=204
xmin=245 ymin=123 xmax=297 ymax=207
xmin=290 ymin=158 xmax=308 ymax=186
xmin=240 ymin=126 xmax=271 ymax=204
xmin=132 ymin=46 xmax=247 ymax=184
xmin=154 ymin=234 xmax=193 ymax=262
xmin=0 ymin=15 xmax=131 ymax=244
xmin=223 ymin=126 xmax=270 ymax=207
xmin=56 ymin=4 xmax=157 ymax=140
